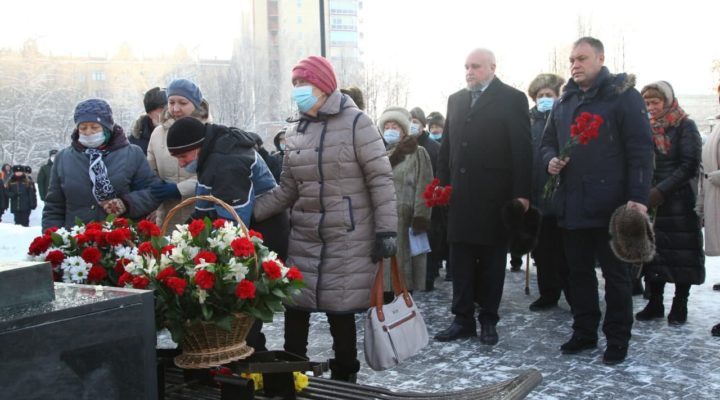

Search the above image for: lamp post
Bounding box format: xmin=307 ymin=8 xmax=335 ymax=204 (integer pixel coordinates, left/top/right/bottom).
xmin=319 ymin=0 xmax=326 ymax=57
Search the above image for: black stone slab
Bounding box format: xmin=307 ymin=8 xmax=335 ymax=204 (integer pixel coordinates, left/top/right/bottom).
xmin=0 ymin=261 xmax=54 ymax=308
xmin=0 ymin=283 xmax=157 ymax=400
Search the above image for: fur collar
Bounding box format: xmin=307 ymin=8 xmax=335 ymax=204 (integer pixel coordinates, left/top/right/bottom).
xmin=389 ymin=135 xmax=419 ymax=167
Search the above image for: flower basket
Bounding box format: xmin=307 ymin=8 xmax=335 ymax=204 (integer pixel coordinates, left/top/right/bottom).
xmin=175 ymin=312 xmax=255 ymax=369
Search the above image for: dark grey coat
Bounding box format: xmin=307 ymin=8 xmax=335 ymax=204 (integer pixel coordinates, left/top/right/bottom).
xmin=42 ymin=127 xmax=161 ymax=230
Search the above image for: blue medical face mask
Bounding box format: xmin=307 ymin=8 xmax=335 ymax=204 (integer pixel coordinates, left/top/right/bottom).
xmin=410 ymin=123 xmax=421 ymax=136
xmin=292 ymin=86 xmax=318 ymax=113
xmin=279 ymin=143 xmax=286 ymax=151
xmin=383 ymin=129 xmax=401 ymax=145
xmin=537 ymin=97 xmax=555 ymax=113
xmin=429 ymin=132 xmax=442 ymax=141
xmin=78 ymin=131 xmax=106 ymax=148
xmin=184 ymin=159 xmax=198 ymax=173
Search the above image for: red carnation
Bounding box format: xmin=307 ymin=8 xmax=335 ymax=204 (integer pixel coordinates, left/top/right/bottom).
xmin=45 ymin=250 xmax=65 ymax=266
xmin=286 ymin=266 xmax=303 ymax=281
xmin=188 ymin=219 xmax=207 ymax=237
xmin=85 ymin=222 xmax=103 ymax=231
xmin=193 ymin=250 xmax=217 ymax=265
xmin=231 ymin=237 xmax=255 ymax=258
xmin=88 ymin=265 xmax=108 ymax=282
xmin=138 ymin=220 xmax=161 ymax=237
xmin=212 ymin=219 xmax=228 ymax=229
xmin=118 ymin=272 xmax=132 ymax=287
xmin=138 ymin=241 xmax=159 ymax=257
xmin=84 ymin=229 xmax=106 ymax=246
xmin=44 ymin=227 xmax=59 ymax=236
xmin=165 ymin=277 xmax=187 ymax=295
xmin=262 ymin=260 xmax=282 ymax=280
xmin=195 ymin=269 xmax=216 ymax=290
xmin=114 ymin=258 xmax=131 ymax=275
xmin=81 ymin=247 xmax=102 ymax=264
xmin=249 ymin=230 xmax=264 ymax=241
xmin=113 ymin=217 xmax=129 ymax=228
xmin=161 ymin=244 xmax=176 ymax=255
xmin=74 ymin=233 xmax=89 ymax=246
xmin=28 ymin=235 xmax=53 ymax=256
xmin=106 ymin=228 xmax=132 ymax=246
xmin=156 ymin=266 xmax=177 ymax=282
xmin=235 ymin=279 xmax=256 ymax=299
xmin=132 ymin=275 xmax=150 ymax=289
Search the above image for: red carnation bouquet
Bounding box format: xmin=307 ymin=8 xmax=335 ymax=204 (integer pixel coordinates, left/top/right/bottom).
xmin=27 ymin=216 xmax=160 ymax=286
xmin=121 ymin=217 xmax=304 ymax=343
xmin=543 ymin=112 xmax=604 ymax=199
xmin=423 ymin=178 xmax=452 ymax=207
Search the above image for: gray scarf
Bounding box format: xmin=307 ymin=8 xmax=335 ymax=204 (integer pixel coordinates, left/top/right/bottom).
xmin=85 ymin=148 xmax=116 ymax=202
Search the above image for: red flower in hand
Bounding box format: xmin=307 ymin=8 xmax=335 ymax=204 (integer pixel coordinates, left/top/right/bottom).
xmin=212 ymin=219 xmax=228 ymax=229
xmin=138 ymin=220 xmax=161 ymax=237
xmin=194 ymin=250 xmax=218 ymax=265
xmin=165 ymin=277 xmax=187 ymax=295
xmin=188 ymin=219 xmax=207 ymax=237
xmin=195 ymin=269 xmax=216 ymax=290
xmin=262 ymin=260 xmax=282 ymax=280
xmin=235 ymin=279 xmax=256 ymax=299
xmin=81 ymin=247 xmax=102 ymax=264
xmin=88 ymin=265 xmax=108 ymax=282
xmin=156 ymin=266 xmax=177 ymax=282
xmin=231 ymin=237 xmax=255 ymax=258
xmin=138 ymin=241 xmax=158 ymax=257
xmin=249 ymin=230 xmax=264 ymax=240
xmin=132 ymin=275 xmax=150 ymax=289
xmin=286 ymin=266 xmax=303 ymax=281
xmin=28 ymin=235 xmax=52 ymax=256
xmin=45 ymin=250 xmax=65 ymax=266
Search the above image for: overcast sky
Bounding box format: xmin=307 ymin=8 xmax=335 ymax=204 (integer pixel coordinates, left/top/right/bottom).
xmin=2 ymin=0 xmax=718 ymax=114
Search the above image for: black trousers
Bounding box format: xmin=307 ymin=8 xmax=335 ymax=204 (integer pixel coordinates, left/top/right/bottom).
xmin=532 ymin=216 xmax=570 ymax=302
xmin=284 ymin=307 xmax=359 ymax=374
xmin=13 ymin=211 xmax=30 ymax=227
xmin=563 ymin=228 xmax=633 ymax=346
xmin=426 ymin=252 xmax=441 ymax=282
xmin=450 ymin=243 xmax=507 ymax=327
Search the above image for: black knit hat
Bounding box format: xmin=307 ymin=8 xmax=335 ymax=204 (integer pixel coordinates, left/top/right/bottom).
xmin=427 ymin=111 xmax=445 ymax=128
xmin=24 ymin=165 xmax=32 ymax=174
xmin=12 ymin=165 xmax=24 ymax=173
xmin=410 ymin=107 xmax=426 ymax=127
xmin=143 ymin=87 xmax=167 ymax=113
xmin=167 ymin=117 xmax=206 ymax=156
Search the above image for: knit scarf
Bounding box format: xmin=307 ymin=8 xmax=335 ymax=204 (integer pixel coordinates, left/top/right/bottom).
xmin=649 ymin=99 xmax=687 ymax=155
xmin=85 ymin=148 xmax=117 ymax=202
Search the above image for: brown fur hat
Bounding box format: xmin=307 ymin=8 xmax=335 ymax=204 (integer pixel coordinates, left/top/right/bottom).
xmin=609 ymin=205 xmax=656 ymax=263
xmin=501 ymin=199 xmax=542 ymax=254
xmin=528 ymin=73 xmax=565 ymax=101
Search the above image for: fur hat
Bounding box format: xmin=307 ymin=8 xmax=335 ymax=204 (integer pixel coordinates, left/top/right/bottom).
xmin=340 ymin=87 xmax=365 ymax=110
xmin=427 ymin=111 xmax=445 ymax=128
xmin=609 ymin=205 xmax=656 ymax=264
xmin=166 ymin=117 xmax=206 ymax=156
xmin=641 ymin=81 xmax=675 ymax=104
xmin=292 ymin=56 xmax=338 ymax=95
xmin=528 ymin=73 xmax=565 ymax=101
xmin=167 ymin=79 xmax=203 ymax=110
xmin=377 ymin=106 xmax=411 ymax=136
xmin=501 ymin=199 xmax=542 ymax=254
xmin=143 ymin=87 xmax=167 ymax=113
xmin=12 ymin=165 xmax=24 ymax=173
xmin=74 ymin=98 xmax=114 ymax=131
xmin=410 ymin=107 xmax=426 ymax=127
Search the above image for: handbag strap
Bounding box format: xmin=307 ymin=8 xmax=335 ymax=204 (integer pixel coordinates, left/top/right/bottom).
xmin=370 ymin=256 xmax=414 ymax=322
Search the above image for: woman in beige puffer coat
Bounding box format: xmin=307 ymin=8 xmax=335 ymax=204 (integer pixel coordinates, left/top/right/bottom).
xmin=254 ymin=56 xmax=397 ymax=382
xmin=146 ymin=79 xmax=209 ymax=229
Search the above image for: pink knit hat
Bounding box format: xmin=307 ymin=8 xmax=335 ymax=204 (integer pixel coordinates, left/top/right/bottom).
xmin=291 ymin=56 xmax=338 ymax=95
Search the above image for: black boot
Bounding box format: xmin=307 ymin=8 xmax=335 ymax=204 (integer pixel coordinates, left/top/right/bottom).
xmin=329 ymin=358 xmax=359 ymax=383
xmin=635 ymin=296 xmax=664 ymax=321
xmin=632 ymin=278 xmax=644 ymax=296
xmin=712 ymin=323 xmax=720 ymax=337
xmin=667 ymin=297 xmax=688 ymax=325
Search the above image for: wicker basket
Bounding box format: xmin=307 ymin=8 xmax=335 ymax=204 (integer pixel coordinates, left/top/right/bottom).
xmin=162 ymin=195 xmax=258 ymax=369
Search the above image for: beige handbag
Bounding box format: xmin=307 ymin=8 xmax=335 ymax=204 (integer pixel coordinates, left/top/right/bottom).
xmin=363 ymin=256 xmax=429 ymax=371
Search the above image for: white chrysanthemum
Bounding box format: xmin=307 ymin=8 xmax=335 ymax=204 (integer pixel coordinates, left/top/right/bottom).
xmin=227 ymin=257 xmax=249 ymax=282
xmin=197 ymin=289 xmax=208 ymax=304
xmin=114 ymin=245 xmax=137 ymax=260
xmin=61 ymin=256 xmax=91 ymax=283
xmin=70 ymin=225 xmax=84 ymax=235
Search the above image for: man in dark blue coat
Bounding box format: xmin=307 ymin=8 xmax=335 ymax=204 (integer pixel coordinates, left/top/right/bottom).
xmin=541 ymin=37 xmax=654 ymax=365
xmin=435 ymin=48 xmax=532 ymax=345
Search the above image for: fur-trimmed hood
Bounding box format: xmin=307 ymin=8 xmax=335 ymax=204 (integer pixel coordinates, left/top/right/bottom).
xmin=561 ymin=67 xmax=637 ymax=101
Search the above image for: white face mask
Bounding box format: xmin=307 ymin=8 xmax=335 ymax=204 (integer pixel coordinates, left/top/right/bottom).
xmin=79 ymin=131 xmax=105 ymax=148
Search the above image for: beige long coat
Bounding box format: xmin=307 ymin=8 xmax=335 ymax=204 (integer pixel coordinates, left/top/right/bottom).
xmin=700 ymin=123 xmax=720 ymax=255
xmin=254 ymin=92 xmax=397 ymax=313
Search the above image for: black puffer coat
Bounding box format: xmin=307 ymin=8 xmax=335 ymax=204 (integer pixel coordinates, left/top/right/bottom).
xmin=7 ymin=176 xmax=36 ymax=213
xmin=529 ymin=107 xmax=553 ymax=215
xmin=644 ymin=118 xmax=705 ymax=285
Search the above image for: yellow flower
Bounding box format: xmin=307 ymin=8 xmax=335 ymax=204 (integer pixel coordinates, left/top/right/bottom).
xmin=293 ymin=372 xmax=309 ymax=392
xmin=240 ymin=372 xmax=263 ymax=390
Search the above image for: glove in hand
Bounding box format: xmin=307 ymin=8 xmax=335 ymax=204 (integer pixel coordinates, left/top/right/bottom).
xmin=371 ymin=233 xmax=397 ymax=262
xmin=101 ymin=198 xmax=127 ymax=216
xmin=150 ymin=182 xmax=181 ymax=201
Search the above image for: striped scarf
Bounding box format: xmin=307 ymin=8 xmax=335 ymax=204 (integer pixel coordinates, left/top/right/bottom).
xmin=85 ymin=148 xmax=117 ymax=202
xmin=649 ymin=99 xmax=687 ymax=155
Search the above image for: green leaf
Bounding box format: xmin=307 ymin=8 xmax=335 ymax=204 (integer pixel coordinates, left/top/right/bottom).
xmin=249 ymin=306 xmax=273 ymax=323
xmin=214 ymin=315 xmax=233 ymax=332
xmin=255 ymin=280 xmax=269 ymax=295
xmin=105 ymin=214 xmax=116 ymax=223
xmin=74 ymin=216 xmax=83 ymax=226
xmin=271 ymin=288 xmax=287 ymax=299
xmin=201 ymin=304 xmax=213 ymax=320
xmin=50 ymin=232 xmax=64 ymax=247
xmin=266 ymin=298 xmax=285 ymax=313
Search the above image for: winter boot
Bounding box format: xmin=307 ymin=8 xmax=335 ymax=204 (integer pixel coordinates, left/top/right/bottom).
xmin=329 ymin=358 xmax=359 ymax=383
xmin=631 ymin=278 xmax=644 ymax=296
xmin=635 ymin=295 xmax=664 ymax=321
xmin=667 ymin=297 xmax=688 ymax=325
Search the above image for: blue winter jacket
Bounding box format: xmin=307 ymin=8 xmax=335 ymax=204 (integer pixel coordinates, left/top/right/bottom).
xmin=540 ymin=67 xmax=654 ymax=229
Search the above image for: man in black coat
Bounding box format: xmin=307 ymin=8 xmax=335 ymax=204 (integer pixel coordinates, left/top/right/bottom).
xmin=37 ymin=149 xmax=57 ymax=201
xmin=541 ymin=37 xmax=653 ymax=365
xmin=435 ymin=48 xmax=532 ymax=345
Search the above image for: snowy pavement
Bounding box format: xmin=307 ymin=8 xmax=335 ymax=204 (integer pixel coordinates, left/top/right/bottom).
xmin=2 ymin=210 xmax=720 ymax=399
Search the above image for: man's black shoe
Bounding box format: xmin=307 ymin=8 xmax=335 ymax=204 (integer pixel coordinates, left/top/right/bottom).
xmin=434 ymin=323 xmax=476 ymax=342
xmin=602 ymin=344 xmax=628 ymax=365
xmin=560 ymin=335 xmax=597 ymax=354
xmin=713 ymin=283 xmax=720 ymax=291
xmin=529 ymin=297 xmax=559 ymax=311
xmin=711 ymin=323 xmax=720 ymax=337
xmin=479 ymin=324 xmax=499 ymax=345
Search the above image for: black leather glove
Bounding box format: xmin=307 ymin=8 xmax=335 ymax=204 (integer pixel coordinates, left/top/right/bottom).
xmin=150 ymin=181 xmax=181 ymax=201
xmin=371 ymin=232 xmax=397 ymax=262
xmin=648 ymin=187 xmax=664 ymax=208
xmin=411 ymin=217 xmax=429 ymax=233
